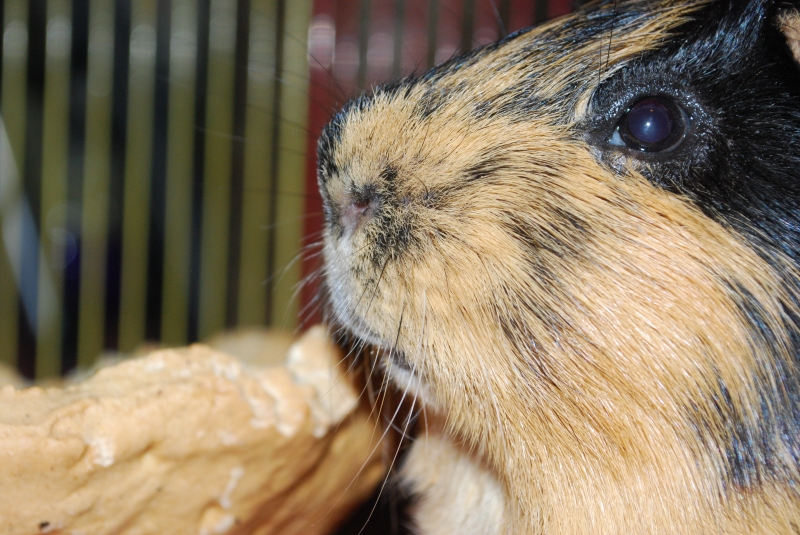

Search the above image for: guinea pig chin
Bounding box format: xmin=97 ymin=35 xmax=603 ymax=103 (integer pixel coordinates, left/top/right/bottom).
xmin=322 ymin=246 xmax=436 ymax=403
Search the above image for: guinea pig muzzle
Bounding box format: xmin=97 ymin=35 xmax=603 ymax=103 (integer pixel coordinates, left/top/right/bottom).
xmin=339 ymin=193 xmax=378 ymax=234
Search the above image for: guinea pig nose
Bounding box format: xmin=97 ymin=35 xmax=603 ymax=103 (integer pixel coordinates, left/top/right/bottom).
xmin=340 ymin=192 xmax=377 ymax=233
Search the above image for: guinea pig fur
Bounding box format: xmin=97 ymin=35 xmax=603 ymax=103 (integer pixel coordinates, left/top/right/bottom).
xmin=318 ymin=1 xmax=800 ymax=533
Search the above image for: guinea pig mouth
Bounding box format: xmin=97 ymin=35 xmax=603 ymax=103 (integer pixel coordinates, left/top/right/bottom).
xmin=332 ymin=304 xmax=433 ymax=403
xmin=325 ymin=278 xmax=417 ymax=379
xmin=380 ymin=348 xmax=435 ymax=407
xmin=384 ymin=348 xmax=412 ymax=373
xmin=343 ymin=318 xmax=412 ymax=374
xmin=331 ymin=306 xmax=414 ymax=374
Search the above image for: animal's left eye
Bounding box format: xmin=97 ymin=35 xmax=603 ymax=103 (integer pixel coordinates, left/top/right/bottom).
xmin=609 ymin=96 xmax=689 ymax=152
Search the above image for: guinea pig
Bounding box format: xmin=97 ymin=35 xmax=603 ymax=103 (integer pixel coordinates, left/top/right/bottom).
xmin=318 ymin=1 xmax=800 ymax=533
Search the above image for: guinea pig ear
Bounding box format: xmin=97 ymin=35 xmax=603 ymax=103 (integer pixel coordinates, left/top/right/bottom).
xmin=778 ymin=8 xmax=800 ymax=65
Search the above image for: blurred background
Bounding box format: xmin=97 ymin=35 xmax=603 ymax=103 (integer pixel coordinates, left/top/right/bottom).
xmin=0 ymin=0 xmax=577 ymax=380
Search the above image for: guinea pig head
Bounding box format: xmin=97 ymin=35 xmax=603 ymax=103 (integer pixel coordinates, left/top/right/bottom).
xmin=319 ymin=0 xmax=800 ymax=524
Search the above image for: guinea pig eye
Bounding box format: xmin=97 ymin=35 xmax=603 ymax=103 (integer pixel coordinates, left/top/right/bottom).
xmin=609 ymin=96 xmax=688 ymax=152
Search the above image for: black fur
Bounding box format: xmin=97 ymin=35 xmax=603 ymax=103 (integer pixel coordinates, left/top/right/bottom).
xmin=584 ymin=0 xmax=800 ymax=491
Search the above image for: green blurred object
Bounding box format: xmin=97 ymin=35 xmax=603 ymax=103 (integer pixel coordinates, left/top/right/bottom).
xmin=0 ymin=0 xmax=312 ymax=378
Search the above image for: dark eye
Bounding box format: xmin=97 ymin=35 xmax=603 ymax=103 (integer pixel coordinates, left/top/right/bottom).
xmin=610 ymin=96 xmax=688 ymax=152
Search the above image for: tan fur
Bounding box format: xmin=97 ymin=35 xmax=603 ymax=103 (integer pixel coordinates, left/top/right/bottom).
xmin=782 ymin=10 xmax=800 ymax=64
xmin=322 ymin=1 xmax=800 ymax=533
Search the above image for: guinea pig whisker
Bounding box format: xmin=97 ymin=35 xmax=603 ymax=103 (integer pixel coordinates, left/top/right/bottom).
xmin=342 ymin=242 xmax=377 ymax=262
xmin=356 ymin=255 xmax=392 ymax=319
xmin=313 ymin=324 xmax=386 ymax=416
xmin=350 ymin=262 xmax=383 ymax=313
xmin=488 ymin=0 xmax=508 ymax=38
xmin=351 ymin=356 xmax=418 ymax=491
xmin=263 ymin=244 xmax=313 ymax=290
xmin=363 ymin=304 xmax=408 ymax=426
xmin=296 ymin=292 xmax=322 ymax=329
xmin=334 ymin=313 xmax=398 ymax=425
xmin=358 ymin=385 xmax=418 ymax=535
xmin=359 ymin=346 xmax=390 ymax=412
xmin=302 ymin=51 xmax=351 ymax=103
xmin=390 ymin=301 xmax=407 ymax=359
xmin=603 ymin=0 xmax=618 ymax=81
xmin=323 ymin=352 xmax=408 ymax=533
xmin=389 ymin=337 xmax=427 ymax=444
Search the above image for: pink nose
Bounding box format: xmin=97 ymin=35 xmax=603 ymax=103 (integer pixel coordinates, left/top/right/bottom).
xmin=339 ymin=196 xmax=375 ymax=233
